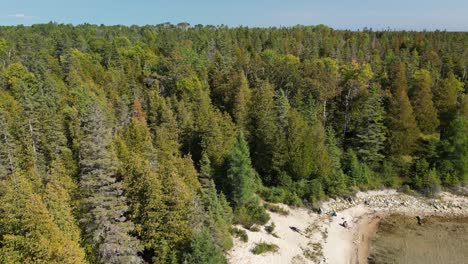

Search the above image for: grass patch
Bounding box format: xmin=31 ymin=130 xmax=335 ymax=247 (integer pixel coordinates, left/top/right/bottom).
xmin=252 ymin=242 xmax=279 ymax=255
xmin=230 ymin=227 xmax=248 ymax=242
xmin=264 ymin=203 xmax=289 ymax=216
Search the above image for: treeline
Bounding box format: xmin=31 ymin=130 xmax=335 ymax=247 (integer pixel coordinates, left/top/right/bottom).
xmin=0 ymin=23 xmax=466 ymax=263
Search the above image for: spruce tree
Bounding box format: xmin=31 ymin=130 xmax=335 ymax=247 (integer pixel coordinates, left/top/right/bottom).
xmin=78 ymin=100 xmax=142 ymax=264
xmin=227 ymin=132 xmax=256 ymax=208
xmin=356 ymin=85 xmax=386 ymax=166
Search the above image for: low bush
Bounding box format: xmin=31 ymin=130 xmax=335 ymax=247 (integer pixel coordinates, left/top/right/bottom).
xmin=264 ymin=203 xmax=289 ymax=216
xmin=234 ymin=198 xmax=270 ymax=229
xmin=230 ymin=227 xmax=248 ymax=242
xmin=251 ymin=242 xmax=279 ymax=255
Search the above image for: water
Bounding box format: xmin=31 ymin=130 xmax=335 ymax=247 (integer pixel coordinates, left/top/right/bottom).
xmin=369 ymin=215 xmax=468 ymax=264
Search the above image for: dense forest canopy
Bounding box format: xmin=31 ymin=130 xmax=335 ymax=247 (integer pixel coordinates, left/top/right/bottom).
xmin=0 ymin=23 xmax=466 ymax=263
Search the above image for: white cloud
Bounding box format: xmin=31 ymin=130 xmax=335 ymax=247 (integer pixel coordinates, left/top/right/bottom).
xmin=6 ymin=14 xmax=35 ymax=19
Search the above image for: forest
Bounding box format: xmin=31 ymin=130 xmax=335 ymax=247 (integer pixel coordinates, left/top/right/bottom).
xmin=0 ymin=23 xmax=466 ymax=263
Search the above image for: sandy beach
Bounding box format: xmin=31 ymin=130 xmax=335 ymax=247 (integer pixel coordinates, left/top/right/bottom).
xmin=227 ymin=190 xmax=468 ymax=264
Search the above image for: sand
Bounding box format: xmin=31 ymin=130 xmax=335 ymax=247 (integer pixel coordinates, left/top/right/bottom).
xmin=227 ymin=190 xmax=468 ymax=264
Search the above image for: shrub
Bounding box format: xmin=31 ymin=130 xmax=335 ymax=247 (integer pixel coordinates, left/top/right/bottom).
xmin=185 ymin=229 xmax=227 ymax=264
xmin=234 ymin=198 xmax=270 ymax=229
xmin=230 ymin=227 xmax=248 ymax=242
xmin=252 ymin=242 xmax=279 ymax=255
xmin=264 ymin=203 xmax=289 ymax=216
xmin=284 ymin=192 xmax=303 ymax=207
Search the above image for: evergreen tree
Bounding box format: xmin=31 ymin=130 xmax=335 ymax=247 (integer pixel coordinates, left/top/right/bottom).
xmin=78 ymin=99 xmax=142 ymax=264
xmin=0 ymin=172 xmax=87 ymax=264
xmin=410 ymin=69 xmax=439 ymax=133
xmin=433 ymin=73 xmax=464 ymax=136
xmin=203 ymin=180 xmax=233 ymax=250
xmin=343 ymin=149 xmax=372 ymax=186
xmin=437 ymin=97 xmax=468 ymax=184
xmin=386 ymin=63 xmax=420 ymax=156
xmin=43 ymin=161 xmax=83 ymax=244
xmin=232 ymin=71 xmax=252 ymax=134
xmin=355 ymin=85 xmax=386 ymax=166
xmin=185 ymin=229 xmax=227 ymax=264
xmin=323 ymin=128 xmax=347 ymax=196
xmin=285 ymin=109 xmax=315 ymax=180
xmin=249 ymin=81 xmax=281 ymax=185
xmin=227 ymin=132 xmax=256 ymax=208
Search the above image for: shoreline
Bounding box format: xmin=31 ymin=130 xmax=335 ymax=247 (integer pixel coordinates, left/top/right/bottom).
xmin=322 ymin=190 xmax=468 ymax=264
xmin=228 ymin=190 xmax=468 ymax=264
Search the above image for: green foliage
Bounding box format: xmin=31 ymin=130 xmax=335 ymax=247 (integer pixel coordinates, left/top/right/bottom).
xmin=264 ymin=203 xmax=290 ymax=216
xmin=0 ymin=24 xmax=467 ymax=263
xmin=77 ymin=98 xmax=142 ymax=264
xmin=387 ymin=63 xmax=420 ymax=156
xmin=230 ymin=227 xmax=248 ymax=242
xmin=355 ymin=85 xmax=386 ymax=166
xmin=234 ymin=198 xmax=270 ymax=229
xmin=410 ymin=69 xmax=439 ymax=133
xmin=343 ymin=149 xmax=373 ymax=187
xmin=0 ymin=173 xmax=86 ymax=264
xmin=227 ymin=132 xmax=256 ymax=208
xmin=252 ymin=242 xmax=279 ymax=255
xmin=185 ymin=229 xmax=227 ymax=264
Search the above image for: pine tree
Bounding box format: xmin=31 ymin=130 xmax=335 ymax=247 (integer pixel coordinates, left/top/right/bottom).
xmin=386 ymin=63 xmax=420 ymax=156
xmin=356 ymin=85 xmax=386 ymax=166
xmin=78 ymin=100 xmax=142 ymax=264
xmin=410 ymin=69 xmax=439 ymax=133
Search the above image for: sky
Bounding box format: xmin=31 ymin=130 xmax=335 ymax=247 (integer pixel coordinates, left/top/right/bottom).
xmin=0 ymin=0 xmax=467 ymax=31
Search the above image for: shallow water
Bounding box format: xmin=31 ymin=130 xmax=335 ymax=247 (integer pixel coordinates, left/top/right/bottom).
xmin=369 ymin=215 xmax=468 ymax=264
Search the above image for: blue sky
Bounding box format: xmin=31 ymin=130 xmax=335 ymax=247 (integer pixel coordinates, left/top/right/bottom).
xmin=0 ymin=0 xmax=467 ymax=31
